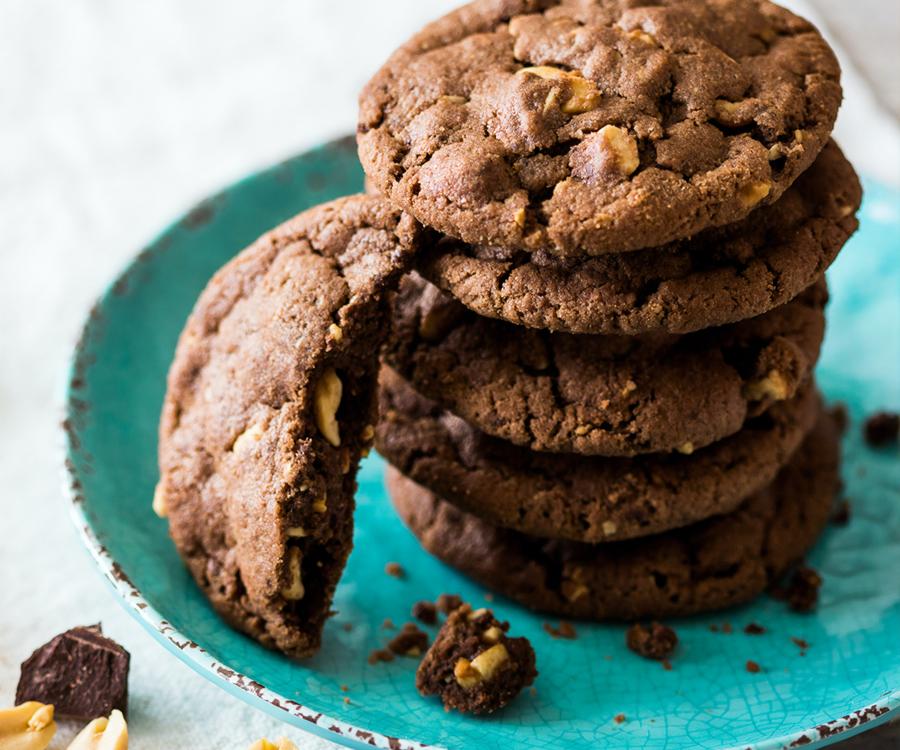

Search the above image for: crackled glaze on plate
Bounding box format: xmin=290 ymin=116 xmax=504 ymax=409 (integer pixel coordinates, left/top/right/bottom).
xmin=64 ymin=137 xmax=900 ymax=750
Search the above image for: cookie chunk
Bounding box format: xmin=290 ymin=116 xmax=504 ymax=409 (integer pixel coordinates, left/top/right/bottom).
xmin=416 ymin=604 xmax=536 ymax=714
xmin=156 ymin=196 xmax=418 ymax=658
xmin=387 ymin=273 xmax=826 ymax=456
xmin=626 ymin=622 xmax=678 ymax=661
xmin=376 ymin=370 xmax=819 ymax=543
xmin=420 ymin=141 xmax=859 ymax=334
xmin=389 ymin=409 xmax=839 ymax=620
xmin=359 ymin=0 xmax=841 ymax=255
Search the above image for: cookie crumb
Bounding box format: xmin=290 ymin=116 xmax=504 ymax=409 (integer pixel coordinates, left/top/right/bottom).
xmin=367 ymin=648 xmax=394 ymax=665
xmin=416 ymin=604 xmax=536 ymax=715
xmin=626 ymin=622 xmax=678 ymax=661
xmin=413 ymin=601 xmax=438 ymax=625
xmin=662 ymin=659 xmax=673 ymax=671
xmin=722 ymin=622 xmax=733 ymax=634
xmin=484 ymin=593 xmax=494 ymax=602
xmin=786 ymin=566 xmax=822 ymax=612
xmin=343 ymin=696 xmax=351 ymax=705
xmin=341 ymin=622 xmax=354 ymax=632
xmin=744 ymin=623 xmax=766 ymax=635
xmin=529 ymin=686 xmax=538 ymax=697
xmin=864 ymin=411 xmax=899 ymax=446
xmin=831 ymin=500 xmax=852 ymax=526
xmin=746 ymin=660 xmax=762 ymax=674
xmin=388 ymin=622 xmax=429 ymax=657
xmin=340 ymin=685 xmax=349 ymax=692
xmin=708 ymin=624 xmax=720 ymax=633
xmin=436 ymin=593 xmax=463 ymax=614
xmin=382 ymin=618 xmax=395 ymax=630
xmin=614 ymin=713 xmax=627 ymax=724
xmin=543 ymin=621 xmax=577 ymax=640
xmin=385 ymin=562 xmax=405 ymax=579
xmin=791 ymin=637 xmax=810 ymax=652
xmin=828 ymin=403 xmax=848 ymax=434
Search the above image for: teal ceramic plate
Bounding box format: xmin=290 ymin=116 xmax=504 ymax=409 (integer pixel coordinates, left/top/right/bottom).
xmin=64 ymin=137 xmax=900 ymax=750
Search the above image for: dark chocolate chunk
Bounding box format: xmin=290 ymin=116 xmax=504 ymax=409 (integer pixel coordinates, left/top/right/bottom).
xmin=16 ymin=625 xmax=129 ymax=720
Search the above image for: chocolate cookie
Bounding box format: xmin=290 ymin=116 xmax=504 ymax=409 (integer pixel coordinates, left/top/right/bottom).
xmin=387 ymin=273 xmax=826 ymax=456
xmin=358 ymin=0 xmax=842 ymax=256
xmin=419 ymin=141 xmax=859 ymax=334
xmin=416 ymin=603 xmax=537 ymax=715
xmin=156 ymin=196 xmax=418 ymax=658
xmin=376 ymin=370 xmax=818 ymax=543
xmin=389 ymin=409 xmax=839 ymax=619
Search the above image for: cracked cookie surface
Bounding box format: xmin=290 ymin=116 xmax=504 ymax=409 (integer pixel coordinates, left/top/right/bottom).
xmin=376 ymin=369 xmax=818 ymax=543
xmin=156 ymin=196 xmax=418 ymax=658
xmin=419 ymin=140 xmax=859 ymax=334
xmin=389 ymin=408 xmax=838 ymax=619
xmin=387 ymin=273 xmax=826 ymax=456
xmin=358 ymin=0 xmax=842 ymax=256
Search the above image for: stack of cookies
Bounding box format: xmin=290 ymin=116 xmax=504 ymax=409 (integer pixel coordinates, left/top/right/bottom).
xmin=360 ymin=0 xmax=861 ymax=619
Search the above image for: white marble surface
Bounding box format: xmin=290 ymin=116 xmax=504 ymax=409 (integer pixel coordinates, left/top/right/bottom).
xmin=0 ymin=2 xmax=897 ymax=749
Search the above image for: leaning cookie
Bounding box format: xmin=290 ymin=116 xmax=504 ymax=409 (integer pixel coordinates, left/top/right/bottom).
xmin=419 ymin=141 xmax=859 ymax=335
xmin=376 ymin=370 xmax=818 ymax=544
xmin=359 ymin=0 xmax=841 ymax=256
xmin=389 ymin=409 xmax=839 ymax=620
xmin=387 ymin=273 xmax=826 ymax=456
xmin=155 ymin=196 xmax=419 ymax=658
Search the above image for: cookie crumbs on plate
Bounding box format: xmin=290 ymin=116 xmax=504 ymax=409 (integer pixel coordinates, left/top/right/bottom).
xmin=343 ymin=697 xmax=351 ymax=705
xmin=367 ymin=648 xmax=394 ymax=665
xmin=744 ymin=623 xmax=766 ymax=635
xmin=721 ymin=622 xmax=733 ymax=634
xmin=385 ymin=562 xmax=405 ymax=578
xmin=746 ymin=660 xmax=762 ymax=674
xmin=435 ymin=593 xmax=463 ymax=614
xmin=792 ymin=637 xmax=810 ymax=652
xmin=543 ymin=621 xmax=577 ymax=640
xmin=864 ymin=411 xmax=899 ymax=446
xmin=614 ymin=713 xmax=627 ymax=724
xmin=341 ymin=622 xmax=354 ymax=632
xmin=388 ymin=623 xmax=430 ymax=657
xmin=786 ymin=566 xmax=822 ymax=612
xmin=340 ymin=685 xmax=349 ymax=692
xmin=709 ymin=624 xmax=720 ymax=633
xmin=662 ymin=659 xmax=673 ymax=671
xmin=626 ymin=622 xmax=678 ymax=660
xmin=382 ymin=618 xmax=395 ymax=630
xmin=831 ymin=500 xmax=852 ymax=526
xmin=484 ymin=593 xmax=494 ymax=602
xmin=828 ymin=402 xmax=848 ymax=434
xmin=413 ymin=600 xmax=438 ymax=625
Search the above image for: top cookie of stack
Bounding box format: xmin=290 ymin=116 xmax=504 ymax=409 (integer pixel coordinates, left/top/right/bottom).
xmin=359 ymin=0 xmax=843 ymax=257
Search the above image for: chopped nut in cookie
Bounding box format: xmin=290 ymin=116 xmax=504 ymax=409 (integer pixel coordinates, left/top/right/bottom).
xmin=313 ymin=367 xmax=343 ymax=447
xmin=626 ymin=622 xmax=678 ymax=661
xmin=416 ymin=604 xmax=536 ymax=715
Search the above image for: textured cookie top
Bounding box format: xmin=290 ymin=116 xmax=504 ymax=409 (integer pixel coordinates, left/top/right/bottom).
xmin=157 ymin=195 xmax=418 ymax=658
xmin=358 ymin=0 xmax=841 ymax=255
xmin=421 ymin=140 xmax=859 ymax=334
xmin=388 ymin=274 xmax=826 ymax=456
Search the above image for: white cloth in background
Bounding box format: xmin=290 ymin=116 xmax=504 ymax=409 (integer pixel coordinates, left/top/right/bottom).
xmin=0 ymin=2 xmax=896 ymax=749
